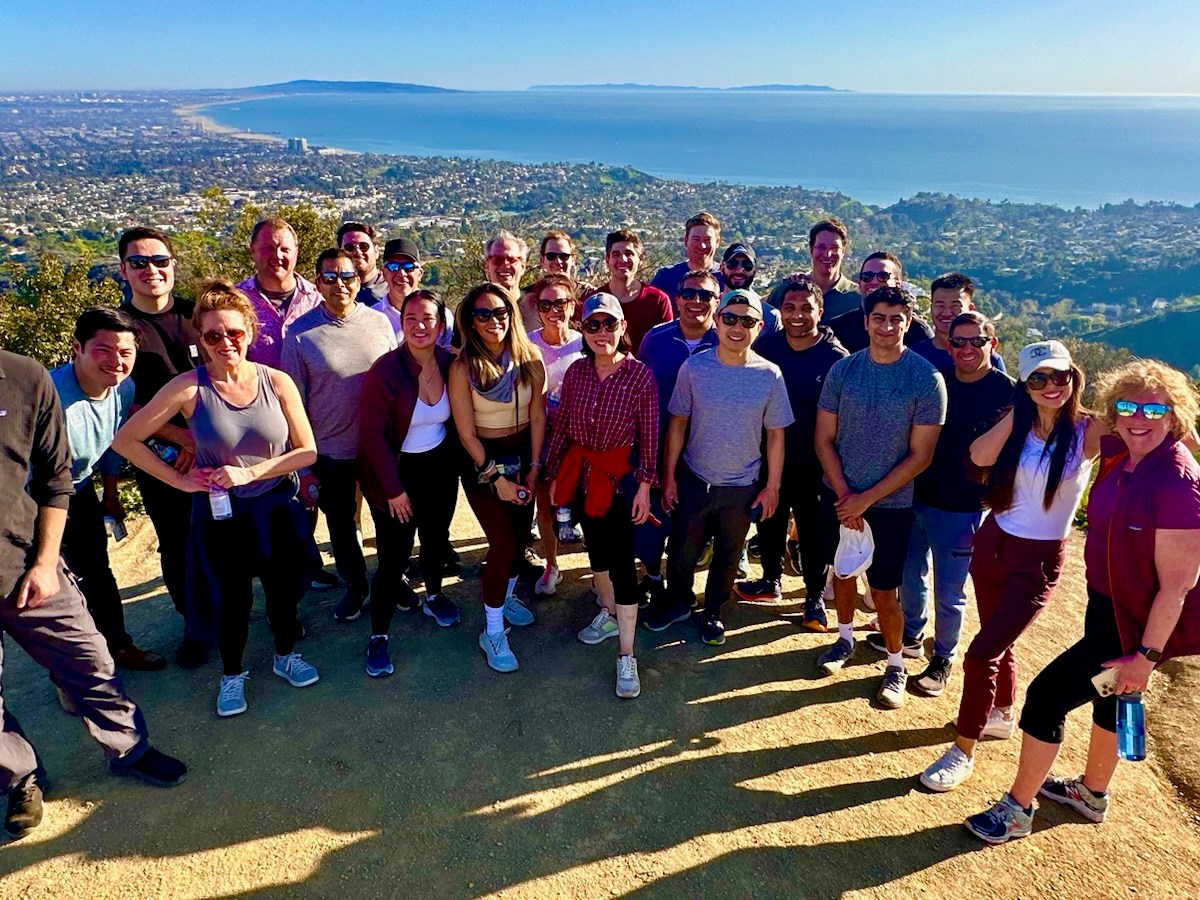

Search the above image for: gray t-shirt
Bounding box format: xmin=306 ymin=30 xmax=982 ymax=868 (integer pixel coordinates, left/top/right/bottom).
xmin=669 ymin=350 xmax=794 ymax=487
xmin=818 ymin=349 xmax=947 ymax=508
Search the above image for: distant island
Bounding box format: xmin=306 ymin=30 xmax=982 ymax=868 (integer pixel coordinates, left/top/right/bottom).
xmin=528 ymin=83 xmax=845 ymax=93
xmin=240 ymin=80 xmax=461 ymax=95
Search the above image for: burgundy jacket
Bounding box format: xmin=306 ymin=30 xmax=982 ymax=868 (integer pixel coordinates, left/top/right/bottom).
xmin=358 ymin=344 xmax=458 ymax=509
xmin=1088 ymin=435 xmax=1200 ymax=662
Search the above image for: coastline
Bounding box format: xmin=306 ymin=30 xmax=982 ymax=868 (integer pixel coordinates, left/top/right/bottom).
xmin=175 ymin=98 xmax=285 ymax=145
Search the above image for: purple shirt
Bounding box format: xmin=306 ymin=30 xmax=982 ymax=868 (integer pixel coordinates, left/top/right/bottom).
xmin=237 ymin=274 xmax=322 ymax=369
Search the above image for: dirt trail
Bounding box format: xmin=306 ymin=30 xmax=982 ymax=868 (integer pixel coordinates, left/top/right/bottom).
xmin=0 ymin=495 xmax=1197 ymax=898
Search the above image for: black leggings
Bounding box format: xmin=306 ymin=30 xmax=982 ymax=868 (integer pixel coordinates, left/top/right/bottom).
xmin=578 ymin=491 xmax=639 ymax=606
xmin=1019 ymin=587 xmax=1124 ymax=744
xmin=368 ymin=442 xmax=459 ymax=634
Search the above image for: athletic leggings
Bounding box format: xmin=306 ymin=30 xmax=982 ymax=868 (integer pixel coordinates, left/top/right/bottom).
xmin=577 ymin=489 xmax=639 ymax=606
xmin=465 ymin=429 xmax=535 ymax=607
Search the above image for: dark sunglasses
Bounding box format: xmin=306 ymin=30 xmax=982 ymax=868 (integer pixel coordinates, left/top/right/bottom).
xmin=1114 ymin=400 xmax=1171 ymax=420
xmin=1026 ymin=370 xmax=1073 ymax=391
xmin=725 ymin=258 xmax=754 ymax=271
xmin=342 ymin=241 xmax=372 ymax=253
xmin=124 ymin=254 xmax=173 ymax=270
xmin=678 ymin=287 xmax=718 ymax=303
xmin=472 ymin=307 xmax=510 ymax=323
xmin=859 ymin=271 xmax=893 ymax=283
xmin=543 ymin=252 xmax=572 ymax=263
xmin=318 ymin=270 xmax=358 ymax=285
xmin=201 ymin=328 xmax=247 ymax=347
xmin=537 ymin=298 xmax=571 ymax=313
xmin=949 ymin=335 xmax=991 ymax=349
xmin=383 ymin=260 xmax=418 ymax=273
xmin=720 ymin=312 xmax=760 ymax=328
xmin=582 ymin=316 xmax=621 ymax=334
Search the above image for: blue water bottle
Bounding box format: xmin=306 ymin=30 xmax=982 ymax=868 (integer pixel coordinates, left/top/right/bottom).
xmin=1117 ymin=692 xmax=1146 ymax=762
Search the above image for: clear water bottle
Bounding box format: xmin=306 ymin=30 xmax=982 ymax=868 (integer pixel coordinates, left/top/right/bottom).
xmin=1117 ymin=692 xmax=1146 ymax=762
xmin=209 ymin=485 xmax=233 ymax=521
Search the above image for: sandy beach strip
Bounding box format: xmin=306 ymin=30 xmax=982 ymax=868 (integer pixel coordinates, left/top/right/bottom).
xmin=175 ymin=97 xmax=285 ymax=145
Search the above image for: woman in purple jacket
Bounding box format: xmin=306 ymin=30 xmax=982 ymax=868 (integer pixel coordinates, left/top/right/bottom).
xmin=967 ymin=359 xmax=1200 ymax=843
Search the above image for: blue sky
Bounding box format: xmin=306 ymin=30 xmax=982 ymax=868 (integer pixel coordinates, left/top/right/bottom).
xmin=2 ymin=0 xmax=1197 ymax=94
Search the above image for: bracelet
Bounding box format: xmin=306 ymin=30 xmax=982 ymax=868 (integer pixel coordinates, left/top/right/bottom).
xmin=477 ymin=459 xmax=498 ymax=485
xmin=530 ymin=460 xmax=543 ymax=469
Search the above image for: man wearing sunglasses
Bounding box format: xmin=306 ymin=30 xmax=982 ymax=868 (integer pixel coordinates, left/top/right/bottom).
xmin=645 ymin=290 xmax=793 ymax=646
xmin=720 ymin=243 xmax=780 ymax=337
xmin=483 ymin=230 xmax=529 ymax=303
xmin=337 ymin=221 xmax=388 ymax=305
xmin=282 ymin=249 xmax=397 ymax=624
xmin=650 ymin=212 xmax=726 ymax=315
xmin=815 ymin=286 xmax=947 ymax=709
xmin=374 ymin=238 xmax=455 ymax=349
xmin=117 ymin=226 xmax=206 ymax=665
xmin=827 ymin=252 xmax=933 ymax=353
xmin=890 ymin=311 xmax=1014 ymax=699
xmin=766 ymin=219 xmax=862 ymax=323
xmin=911 ymin=273 xmax=1007 ymax=374
xmin=237 ymin=217 xmax=321 ymax=369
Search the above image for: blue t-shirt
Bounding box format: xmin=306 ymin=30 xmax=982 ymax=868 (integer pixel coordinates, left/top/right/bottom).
xmin=50 ymin=363 xmax=134 ymax=486
xmin=649 ymin=262 xmax=724 ymax=315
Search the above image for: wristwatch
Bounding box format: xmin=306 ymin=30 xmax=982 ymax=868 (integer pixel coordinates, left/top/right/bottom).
xmin=1137 ymin=644 xmax=1163 ymax=663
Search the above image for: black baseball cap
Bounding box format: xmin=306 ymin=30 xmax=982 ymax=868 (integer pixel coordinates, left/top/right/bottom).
xmin=383 ymin=238 xmax=421 ymax=263
xmin=723 ymin=243 xmax=756 ymax=265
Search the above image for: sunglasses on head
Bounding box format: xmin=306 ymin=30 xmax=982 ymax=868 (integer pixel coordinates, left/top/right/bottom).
xmin=1114 ymin=400 xmax=1171 ymax=420
xmin=582 ymin=316 xmax=621 ymax=334
xmin=725 ymin=258 xmax=754 ymax=271
xmin=543 ymin=252 xmax=572 ymax=263
xmin=342 ymin=241 xmax=372 ymax=253
xmin=1026 ymin=370 xmax=1073 ymax=391
xmin=859 ymin=271 xmax=893 ymax=283
xmin=537 ymin=298 xmax=571 ymax=313
xmin=383 ymin=259 xmax=418 ymax=273
xmin=678 ymin=287 xmax=718 ymax=303
xmin=720 ymin=312 xmax=760 ymax=328
xmin=949 ymin=335 xmax=991 ymax=349
xmin=201 ymin=328 xmax=247 ymax=347
xmin=318 ymin=270 xmax=358 ymax=285
xmin=472 ymin=307 xmax=510 ymax=323
xmin=124 ymin=254 xmax=173 ymax=270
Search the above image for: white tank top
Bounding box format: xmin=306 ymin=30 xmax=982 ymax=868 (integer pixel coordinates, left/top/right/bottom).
xmin=994 ymin=419 xmax=1092 ymax=541
xmin=401 ymin=387 xmax=451 ymax=454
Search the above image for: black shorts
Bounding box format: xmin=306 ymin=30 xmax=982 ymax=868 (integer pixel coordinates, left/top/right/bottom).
xmin=820 ymin=490 xmax=914 ymax=592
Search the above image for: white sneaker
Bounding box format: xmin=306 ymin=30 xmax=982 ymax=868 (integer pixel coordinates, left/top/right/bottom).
xmin=578 ymin=609 xmax=619 ymax=645
xmin=534 ymin=565 xmax=563 ymax=596
xmin=616 ymin=655 xmax=641 ymax=699
xmin=920 ymin=745 xmax=975 ymax=792
xmin=982 ymin=708 xmax=1016 ymax=740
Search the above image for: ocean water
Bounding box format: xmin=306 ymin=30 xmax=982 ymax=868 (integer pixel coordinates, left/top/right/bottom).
xmin=204 ymin=91 xmax=1200 ymax=209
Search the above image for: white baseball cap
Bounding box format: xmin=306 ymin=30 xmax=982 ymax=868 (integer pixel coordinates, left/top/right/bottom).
xmin=833 ymin=521 xmax=875 ymax=580
xmin=1018 ymin=340 xmax=1072 ymax=382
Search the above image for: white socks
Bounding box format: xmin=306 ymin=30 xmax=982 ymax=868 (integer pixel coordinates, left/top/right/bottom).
xmin=485 ymin=605 xmax=505 ymax=635
xmin=887 ymin=651 xmax=904 ymax=669
xmin=838 ymin=622 xmax=854 ymax=644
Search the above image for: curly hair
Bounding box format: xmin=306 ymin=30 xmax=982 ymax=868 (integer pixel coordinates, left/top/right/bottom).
xmin=193 ymin=279 xmax=260 ymax=343
xmin=1093 ymin=359 xmax=1200 ymax=440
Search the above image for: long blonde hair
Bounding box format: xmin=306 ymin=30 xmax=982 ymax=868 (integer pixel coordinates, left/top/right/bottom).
xmin=455 ymin=283 xmax=540 ymax=389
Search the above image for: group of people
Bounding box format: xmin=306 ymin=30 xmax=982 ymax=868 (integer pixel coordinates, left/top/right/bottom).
xmin=3 ymin=211 xmax=1199 ymax=848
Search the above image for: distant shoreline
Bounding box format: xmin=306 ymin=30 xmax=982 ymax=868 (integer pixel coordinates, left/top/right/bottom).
xmin=175 ymin=98 xmax=285 ymax=145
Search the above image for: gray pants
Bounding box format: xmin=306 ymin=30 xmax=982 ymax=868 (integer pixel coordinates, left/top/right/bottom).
xmin=1 ymin=561 xmax=148 ymax=791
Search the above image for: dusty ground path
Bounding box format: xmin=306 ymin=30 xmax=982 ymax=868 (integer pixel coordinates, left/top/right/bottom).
xmin=0 ymin=492 xmax=1197 ymax=898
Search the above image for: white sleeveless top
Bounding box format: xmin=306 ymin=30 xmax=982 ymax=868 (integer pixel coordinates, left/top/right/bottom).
xmin=401 ymin=386 xmax=451 ymax=454
xmin=994 ymin=419 xmax=1092 ymax=541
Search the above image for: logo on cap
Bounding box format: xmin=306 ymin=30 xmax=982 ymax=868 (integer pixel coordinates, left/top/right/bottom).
xmin=1030 ymin=346 xmax=1050 ymax=359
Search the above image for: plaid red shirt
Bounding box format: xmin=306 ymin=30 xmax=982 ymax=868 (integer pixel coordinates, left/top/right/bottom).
xmin=545 ymin=356 xmax=659 ymax=488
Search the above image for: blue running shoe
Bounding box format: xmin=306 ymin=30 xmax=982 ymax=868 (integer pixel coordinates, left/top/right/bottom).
xmin=366 ymin=635 xmax=394 ymax=678
xmin=502 ymin=595 xmax=534 ymax=627
xmin=479 ymin=629 xmax=519 ymax=673
xmin=273 ymin=652 xmax=319 ymax=687
xmin=217 ymin=672 xmax=248 ymax=717
xmin=422 ymin=594 xmax=461 ymax=628
xmin=965 ymin=793 xmax=1034 ymax=844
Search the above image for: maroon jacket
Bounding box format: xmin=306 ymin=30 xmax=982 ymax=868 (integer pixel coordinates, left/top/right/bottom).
xmin=1087 ymin=435 xmax=1200 ymax=662
xmin=358 ymin=344 xmax=457 ymax=509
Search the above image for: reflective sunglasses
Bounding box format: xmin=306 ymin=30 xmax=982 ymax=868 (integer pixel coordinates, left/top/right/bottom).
xmin=859 ymin=271 xmax=893 ymax=283
xmin=720 ymin=312 xmax=761 ymax=328
xmin=725 ymin=257 xmax=754 ymax=271
xmin=543 ymin=252 xmax=572 ymax=263
xmin=582 ymin=316 xmax=621 ymax=334
xmin=472 ymin=307 xmax=510 ymax=323
xmin=124 ymin=254 xmax=173 ymax=270
xmin=1114 ymin=400 xmax=1171 ymax=420
xmin=383 ymin=260 xmax=418 ymax=273
xmin=1026 ymin=370 xmax=1073 ymax=391
xmin=678 ymin=287 xmax=718 ymax=303
xmin=201 ymin=328 xmax=247 ymax=347
xmin=317 ymin=270 xmax=358 ymax=285
xmin=342 ymin=241 xmax=372 ymax=253
xmin=537 ymin=298 xmax=572 ymax=313
xmin=949 ymin=335 xmax=991 ymax=349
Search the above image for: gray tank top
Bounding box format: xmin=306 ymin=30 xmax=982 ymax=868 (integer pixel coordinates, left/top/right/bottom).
xmin=190 ymin=364 xmax=290 ymax=498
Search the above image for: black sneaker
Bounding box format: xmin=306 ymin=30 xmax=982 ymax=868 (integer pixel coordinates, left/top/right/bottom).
xmin=734 ymin=577 xmax=782 ymax=602
xmin=865 ymin=630 xmax=924 ymax=658
xmin=110 ymin=747 xmax=187 ymax=787
xmin=914 ymin=655 xmax=954 ymax=697
xmin=701 ymin=615 xmax=726 ymax=646
xmin=638 ymin=575 xmax=665 ymax=610
xmin=784 ymin=539 xmax=803 ymax=577
xmin=175 ymin=637 xmax=208 ymax=669
xmin=641 ymin=602 xmax=693 ymax=632
xmin=334 ymin=588 xmax=366 ymax=623
xmin=4 ymin=773 xmax=43 ymax=840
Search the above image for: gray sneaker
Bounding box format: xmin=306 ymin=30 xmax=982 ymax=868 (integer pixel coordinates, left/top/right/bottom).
xmin=817 ymin=637 xmax=855 ymax=675
xmin=1038 ymin=774 xmax=1108 ymax=823
xmin=616 ymin=654 xmax=641 ymax=699
xmin=877 ymin=664 xmax=908 ymax=708
xmin=578 ymin=609 xmax=619 ymax=645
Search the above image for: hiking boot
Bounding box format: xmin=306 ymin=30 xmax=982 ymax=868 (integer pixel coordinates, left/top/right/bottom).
xmin=217 ymin=672 xmax=248 ymax=717
xmin=865 ymin=630 xmax=924 ymax=659
xmin=914 ymin=655 xmax=953 ymax=697
xmin=734 ymin=577 xmax=782 ymax=602
xmin=113 ymin=645 xmax=168 ymax=671
xmin=110 ymin=747 xmax=188 ymax=787
xmin=638 ymin=575 xmax=665 ymax=609
xmin=701 ymin=615 xmax=726 ymax=646
xmin=784 ymin=539 xmax=803 ymax=577
xmin=982 ymin=707 xmax=1016 ymax=740
xmin=641 ymin=602 xmax=692 ymax=633
xmin=4 ymin=774 xmax=43 ymax=840
xmin=421 ymin=593 xmax=460 ymax=628
xmin=366 ymin=635 xmax=394 ymax=678
xmin=965 ymin=794 xmax=1033 ymax=844
xmin=920 ymin=745 xmax=975 ymax=792
xmin=534 ymin=565 xmax=563 ymax=596
xmin=479 ymin=629 xmax=518 ymax=673
xmin=616 ymin=655 xmax=641 ymax=699
xmin=578 ymin=609 xmax=619 ymax=645
xmin=799 ymin=599 xmax=828 ymax=633
xmin=1039 ymin=775 xmax=1108 ymax=823
xmin=736 ymin=545 xmax=751 ymax=579
xmin=502 ymin=595 xmax=535 ymax=627
xmin=273 ymin=652 xmax=320 ymax=687
xmin=877 ymin=665 xmax=908 ymax=709
xmin=333 ymin=587 xmax=367 ymax=623
xmin=817 ymin=637 xmax=855 ymax=675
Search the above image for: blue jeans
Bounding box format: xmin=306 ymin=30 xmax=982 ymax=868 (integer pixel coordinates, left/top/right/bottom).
xmin=898 ymin=501 xmax=984 ymax=661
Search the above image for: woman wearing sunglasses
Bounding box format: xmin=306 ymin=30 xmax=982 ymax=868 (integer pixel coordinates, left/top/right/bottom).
xmin=544 ymin=294 xmax=658 ymax=698
xmin=449 ymin=283 xmax=547 ymax=672
xmin=518 ymin=231 xmax=595 ymax=333
xmin=114 ymin=280 xmax=320 ymax=717
xmin=921 ymin=340 xmax=1104 ymax=792
xmin=527 ymin=274 xmax=585 ymax=596
xmin=966 ymin=360 xmax=1200 ymax=843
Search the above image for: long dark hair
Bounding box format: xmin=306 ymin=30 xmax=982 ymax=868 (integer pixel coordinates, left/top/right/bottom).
xmin=455 ymin=283 xmax=539 ymax=390
xmin=988 ymin=363 xmax=1087 ymax=513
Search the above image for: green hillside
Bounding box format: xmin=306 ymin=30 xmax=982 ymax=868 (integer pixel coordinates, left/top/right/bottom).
xmin=1087 ymin=307 xmax=1200 ymax=371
